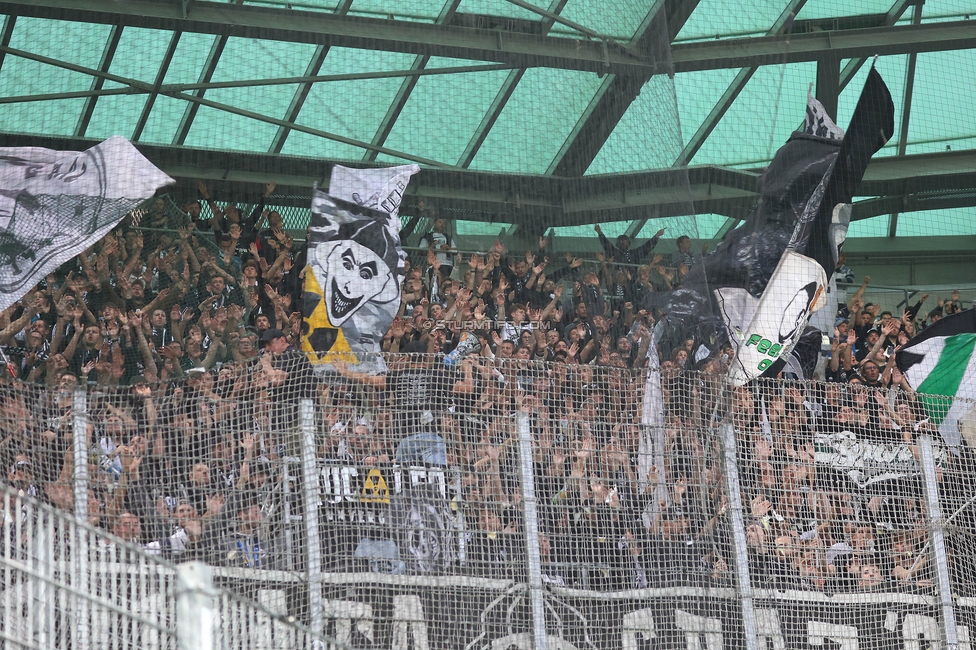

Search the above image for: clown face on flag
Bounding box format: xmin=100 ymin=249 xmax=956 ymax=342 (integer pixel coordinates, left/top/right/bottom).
xmin=302 ymin=190 xmax=404 ymax=372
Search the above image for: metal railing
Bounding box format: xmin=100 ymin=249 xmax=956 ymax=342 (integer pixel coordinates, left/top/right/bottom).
xmin=5 ymin=362 xmax=976 ymax=650
xmin=0 ymin=483 xmax=347 ymax=650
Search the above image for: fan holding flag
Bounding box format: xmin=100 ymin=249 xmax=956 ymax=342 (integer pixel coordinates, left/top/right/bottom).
xmin=897 ymin=308 xmax=976 ymax=447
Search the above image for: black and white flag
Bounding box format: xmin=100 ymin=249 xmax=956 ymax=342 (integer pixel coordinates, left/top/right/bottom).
xmin=0 ymin=136 xmax=173 ymax=311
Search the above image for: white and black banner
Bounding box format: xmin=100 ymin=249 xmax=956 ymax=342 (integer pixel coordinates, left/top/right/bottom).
xmin=0 ymin=136 xmax=173 ymax=311
xmin=301 ymin=191 xmax=406 ymax=372
xmin=328 ymin=164 xmax=419 ymax=224
xmin=212 ymin=570 xmax=971 ymax=650
xmin=723 ymin=251 xmax=828 ymax=386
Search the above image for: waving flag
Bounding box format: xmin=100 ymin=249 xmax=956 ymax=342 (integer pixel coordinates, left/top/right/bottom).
xmin=897 ymin=309 xmax=976 ymax=446
xmin=302 ymin=191 xmax=404 ymax=372
xmin=328 ymin=164 xmax=419 ymax=223
xmin=787 ymin=66 xmax=894 ymax=278
xmin=0 ymin=136 xmax=173 ymax=311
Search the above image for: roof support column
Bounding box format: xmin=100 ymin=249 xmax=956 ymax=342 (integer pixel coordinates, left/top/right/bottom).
xmin=889 ymin=1 xmax=924 ymax=238
xmin=815 ymin=52 xmax=840 ymax=123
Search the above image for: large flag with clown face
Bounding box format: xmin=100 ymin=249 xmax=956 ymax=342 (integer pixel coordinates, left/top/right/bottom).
xmin=302 ymin=189 xmax=406 ymax=372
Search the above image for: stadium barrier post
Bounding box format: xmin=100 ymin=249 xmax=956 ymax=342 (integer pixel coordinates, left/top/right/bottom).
xmin=72 ymin=387 xmax=91 ymax=650
xmin=720 ymin=421 xmax=759 ymax=650
xmin=176 ymin=561 xmax=216 ymax=650
xmin=516 ymin=410 xmax=548 ymax=650
xmin=919 ymin=434 xmax=960 ymax=649
xmin=301 ymin=398 xmax=325 ymax=647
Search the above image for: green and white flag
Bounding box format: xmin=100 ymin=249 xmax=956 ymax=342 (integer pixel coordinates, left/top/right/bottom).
xmin=896 ymin=309 xmax=976 ymax=447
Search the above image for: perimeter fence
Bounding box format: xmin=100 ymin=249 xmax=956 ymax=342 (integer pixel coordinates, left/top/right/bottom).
xmin=2 ymin=353 xmax=976 ymax=649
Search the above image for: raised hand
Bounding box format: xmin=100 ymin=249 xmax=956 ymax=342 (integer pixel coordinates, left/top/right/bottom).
xmin=538 ymin=237 xmax=548 ymax=250
xmin=240 ymin=435 xmax=256 ymax=455
xmin=390 ymin=318 xmax=406 ymax=339
xmin=197 ymin=180 xmax=210 ymax=199
xmin=655 ymin=228 xmax=666 ymax=238
xmin=569 ymin=257 xmax=583 ymax=269
xmin=265 ymin=181 xmax=277 ymax=197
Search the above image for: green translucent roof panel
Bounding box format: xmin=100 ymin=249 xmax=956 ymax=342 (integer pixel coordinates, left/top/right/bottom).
xmin=898 ymin=207 xmax=976 ymax=237
xmin=796 ymin=0 xmax=895 ymax=20
xmin=689 ymin=61 xmax=817 ymax=168
xmin=558 ymin=0 xmax=657 ymax=40
xmin=0 ymin=17 xmax=110 ymax=136
xmin=282 ymin=47 xmax=417 ymax=161
xmin=346 ymin=0 xmax=446 ymax=21
xmin=240 ymin=0 xmax=343 ymax=11
xmin=183 ymin=37 xmax=317 ymax=151
xmin=551 ymin=214 xmax=704 ymax=239
xmin=675 ymin=0 xmax=785 ymax=41
xmin=469 ymin=68 xmax=604 ymax=173
xmin=673 ymin=67 xmax=741 ymax=156
xmin=86 ymin=27 xmax=175 ymax=140
xmin=638 ymin=213 xmax=728 ymax=240
xmin=377 ymin=57 xmax=512 ymax=166
xmin=904 ymin=50 xmax=976 ymax=156
xmin=847 ymin=214 xmax=890 ymax=237
xmin=138 ymin=32 xmax=217 ymax=144
xmin=921 ymin=1 xmax=975 ymax=22
xmin=587 ymin=74 xmax=693 ymax=174
xmin=455 ymin=220 xmax=513 ymax=235
xmin=455 ymin=0 xmax=551 ymax=23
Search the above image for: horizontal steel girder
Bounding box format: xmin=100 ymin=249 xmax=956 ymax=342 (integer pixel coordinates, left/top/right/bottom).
xmin=0 ymin=0 xmax=657 ymax=77
xmin=0 ymin=133 xmax=972 ymax=228
xmin=1 ymin=0 xmax=973 ymax=77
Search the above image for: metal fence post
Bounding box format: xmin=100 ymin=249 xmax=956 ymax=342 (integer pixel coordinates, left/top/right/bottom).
xmin=515 ymin=411 xmax=548 ymax=650
xmin=72 ymin=388 xmax=89 ymax=523
xmin=720 ymin=422 xmax=759 ymax=650
xmin=72 ymin=387 xmax=90 ymax=650
xmin=919 ymin=434 xmax=960 ymax=649
xmin=300 ymin=398 xmax=325 ymax=648
xmin=176 ymin=561 xmax=216 ymax=650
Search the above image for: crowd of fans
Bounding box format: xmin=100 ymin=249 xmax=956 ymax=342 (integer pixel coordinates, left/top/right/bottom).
xmin=0 ymin=187 xmax=974 ymax=594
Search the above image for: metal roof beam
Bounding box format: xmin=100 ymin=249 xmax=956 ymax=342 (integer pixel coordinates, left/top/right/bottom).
xmin=787 ymin=0 xmax=913 ymax=133
xmin=172 ymin=30 xmax=228 ymax=146
xmin=75 ymin=23 xmax=123 ymax=138
xmin=888 ymin=1 xmax=923 ymax=237
xmin=0 ymin=0 xmax=655 ymax=77
xmin=363 ymin=0 xmax=462 ymax=163
xmin=270 ymin=44 xmax=328 ymax=155
xmin=0 ymin=61 xmax=515 ymax=105
xmin=671 ymin=19 xmax=976 ymax=73
xmin=674 ymin=0 xmax=807 ymax=168
xmin=269 ymin=0 xmax=352 ymax=154
xmin=456 ymin=0 xmax=569 ymax=169
xmin=547 ymin=0 xmax=696 ymax=177
xmin=0 ymin=132 xmax=972 ymax=228
xmin=0 ymin=15 xmax=15 ymax=78
xmin=132 ymin=30 xmax=181 ymax=141
xmin=0 ymin=43 xmax=457 ymax=168
xmin=3 ymin=0 xmax=965 ymax=77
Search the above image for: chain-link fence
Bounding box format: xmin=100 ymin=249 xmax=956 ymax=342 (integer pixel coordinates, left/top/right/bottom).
xmin=3 ymin=354 xmax=975 ymax=648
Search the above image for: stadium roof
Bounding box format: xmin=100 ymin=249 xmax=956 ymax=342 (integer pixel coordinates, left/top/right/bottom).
xmin=0 ymin=0 xmax=974 ymax=241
